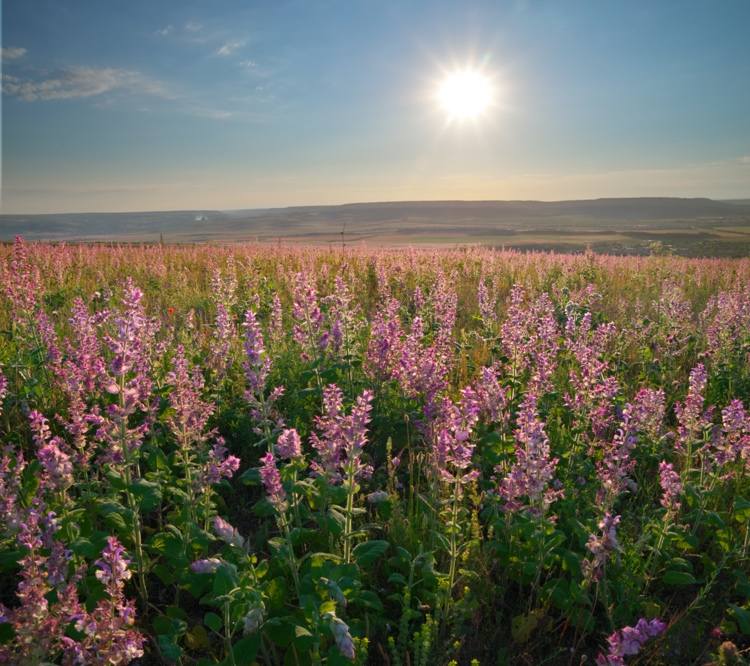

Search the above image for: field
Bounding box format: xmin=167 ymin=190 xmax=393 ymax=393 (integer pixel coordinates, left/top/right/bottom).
xmin=3 ymin=197 xmax=750 ymax=257
xmin=1 ymin=237 xmax=750 ymax=665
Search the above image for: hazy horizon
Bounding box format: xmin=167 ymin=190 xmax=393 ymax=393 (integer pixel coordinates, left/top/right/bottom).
xmin=3 ymin=194 xmax=750 ymax=218
xmin=2 ymin=1 xmax=750 ymax=215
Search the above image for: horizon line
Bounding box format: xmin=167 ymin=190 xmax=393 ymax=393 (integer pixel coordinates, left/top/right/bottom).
xmin=3 ymin=194 xmax=750 ymax=217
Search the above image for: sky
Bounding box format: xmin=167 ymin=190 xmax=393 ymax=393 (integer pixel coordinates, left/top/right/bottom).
xmin=1 ymin=0 xmax=749 ymax=214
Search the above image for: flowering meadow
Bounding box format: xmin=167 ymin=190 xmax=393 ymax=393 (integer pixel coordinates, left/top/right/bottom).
xmin=2 ymin=236 xmax=750 ymax=665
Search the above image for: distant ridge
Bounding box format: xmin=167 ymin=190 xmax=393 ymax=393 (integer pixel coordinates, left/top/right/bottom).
xmin=2 ymin=197 xmax=750 ymax=257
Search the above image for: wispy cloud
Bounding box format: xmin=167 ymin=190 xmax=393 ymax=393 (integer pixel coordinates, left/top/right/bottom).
xmin=2 ymin=66 xmax=170 ymax=102
xmin=154 ymin=21 xmax=205 ymax=43
xmin=1 ymin=46 xmax=27 ymax=61
xmin=216 ymin=40 xmax=244 ymax=57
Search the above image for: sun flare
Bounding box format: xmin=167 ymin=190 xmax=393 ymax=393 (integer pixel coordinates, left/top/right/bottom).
xmin=436 ymin=68 xmax=494 ymax=121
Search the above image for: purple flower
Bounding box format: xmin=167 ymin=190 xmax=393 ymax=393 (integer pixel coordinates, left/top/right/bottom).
xmin=564 ymin=312 xmax=619 ymax=438
xmin=716 ymin=399 xmax=750 ymax=469
xmin=674 ymin=363 xmax=712 ymax=451
xmin=166 ymin=345 xmax=214 ymax=446
xmin=213 ymin=516 xmax=244 ymax=548
xmin=327 ymin=614 xmax=356 ymax=660
xmin=477 ymin=276 xmax=496 ymax=326
xmin=201 ymin=437 xmax=240 ymax=486
xmin=260 ymin=451 xmax=286 ymax=506
xmin=243 ymin=309 xmax=271 ymax=394
xmin=292 ymin=271 xmax=326 ymax=359
xmin=3 ymin=236 xmax=41 ymax=321
xmin=659 ymin=461 xmax=682 ymax=512
xmin=596 ymin=618 xmax=666 ymax=665
xmin=191 ymin=558 xmax=222 ymax=574
xmin=0 ymin=366 xmax=7 ymax=416
xmin=498 ymin=394 xmax=563 ymax=515
xmin=37 ymin=439 xmax=74 ymax=490
xmin=95 ymin=537 xmax=132 ymax=591
xmin=269 ymin=293 xmax=284 ymax=344
xmin=366 ymin=296 xmax=402 ymax=380
xmin=209 ymin=303 xmax=235 ymax=379
xmin=583 ymin=512 xmax=621 ymax=582
xmin=431 ymin=388 xmax=480 ymax=484
xmin=628 ymin=388 xmax=666 ymax=441
xmin=309 ymin=386 xmax=374 ymax=482
xmin=276 ymin=428 xmax=302 ymax=459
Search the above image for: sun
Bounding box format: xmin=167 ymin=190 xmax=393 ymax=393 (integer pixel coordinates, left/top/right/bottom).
xmin=436 ymin=68 xmax=494 ymax=122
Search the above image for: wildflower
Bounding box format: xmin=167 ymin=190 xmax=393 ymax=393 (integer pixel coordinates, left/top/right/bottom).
xmin=191 ymin=558 xmax=222 ymax=574
xmin=37 ymin=439 xmax=74 ymax=490
xmin=703 ymin=287 xmax=750 ymax=365
xmin=3 ymin=236 xmax=41 ymax=321
xmin=209 ymin=303 xmax=235 ymax=379
xmin=324 ymin=275 xmax=364 ymax=357
xmin=498 ymin=395 xmax=562 ymax=514
xmin=260 ymin=451 xmax=285 ymax=506
xmin=365 ymin=296 xmax=402 ymax=379
xmin=292 ymin=271 xmax=326 ymax=358
xmin=658 ymin=461 xmax=682 ymax=512
xmin=583 ymin=512 xmax=620 ymax=582
xmin=628 ymin=388 xmax=666 ymax=441
xmin=472 ymin=365 xmax=509 ymax=425
xmin=166 ymin=345 xmax=214 ymax=446
xmin=327 ymin=613 xmax=356 ymax=660
xmin=477 ymin=276 xmax=496 ymax=326
xmin=674 ymin=363 xmax=712 ymax=451
xmin=243 ymin=604 xmax=266 ymax=635
xmin=596 ymin=618 xmax=666 ymax=665
xmin=431 ymin=389 xmax=480 ymax=484
xmin=309 ymin=386 xmax=374 ymax=482
xmin=366 ymin=490 xmax=389 ymax=504
xmin=716 ymin=399 xmax=750 ymax=468
xmin=564 ymin=312 xmax=619 ymax=437
xmin=213 ymin=516 xmax=244 ymax=549
xmin=276 ymin=428 xmax=302 ymax=459
xmin=201 ymin=437 xmax=241 ymax=486
xmin=95 ymin=536 xmax=132 ymax=590
xmin=0 ymin=366 xmax=7 ymax=415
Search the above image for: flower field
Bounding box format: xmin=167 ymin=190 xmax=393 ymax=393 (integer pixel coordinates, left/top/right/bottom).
xmin=1 ymin=237 xmax=750 ymax=665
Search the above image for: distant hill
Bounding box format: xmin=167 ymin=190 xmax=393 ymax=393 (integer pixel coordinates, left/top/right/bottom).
xmin=2 ymin=197 xmax=750 ymax=256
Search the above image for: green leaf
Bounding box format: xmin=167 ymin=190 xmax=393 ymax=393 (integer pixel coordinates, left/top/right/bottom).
xmin=231 ymin=635 xmax=261 ymax=665
xmin=130 ymin=478 xmax=162 ymax=512
xmin=157 ymin=634 xmax=183 ymax=661
xmin=185 ymin=624 xmax=210 ymax=650
xmin=212 ymin=563 xmax=239 ymax=597
xmin=239 ymin=467 xmax=261 ymax=486
xmin=730 ymin=605 xmax=750 ymax=635
xmin=511 ymin=609 xmax=544 ymax=644
xmin=204 ymin=612 xmax=223 ymax=633
xmin=353 ymin=590 xmax=383 ymax=612
xmin=352 ymin=540 xmax=389 ymax=567
xmin=662 ymin=570 xmax=697 ymax=585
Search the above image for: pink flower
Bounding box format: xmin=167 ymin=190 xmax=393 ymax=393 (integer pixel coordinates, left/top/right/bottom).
xmin=596 ymin=618 xmax=666 ymax=665
xmin=213 ymin=516 xmax=244 ymax=548
xmin=309 ymin=386 xmax=374 ymax=482
xmin=658 ymin=461 xmax=682 ymax=512
xmin=260 ymin=451 xmax=285 ymax=506
xmin=276 ymin=428 xmax=302 ymax=459
xmin=191 ymin=558 xmax=222 ymax=574
xmin=583 ymin=512 xmax=621 ymax=582
xmin=498 ymin=394 xmax=562 ymax=515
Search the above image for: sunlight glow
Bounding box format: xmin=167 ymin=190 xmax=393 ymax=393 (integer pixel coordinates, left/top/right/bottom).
xmin=435 ymin=68 xmax=494 ymax=122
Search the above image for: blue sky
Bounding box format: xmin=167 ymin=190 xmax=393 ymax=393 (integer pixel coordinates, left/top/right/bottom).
xmin=2 ymin=0 xmax=749 ymax=213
